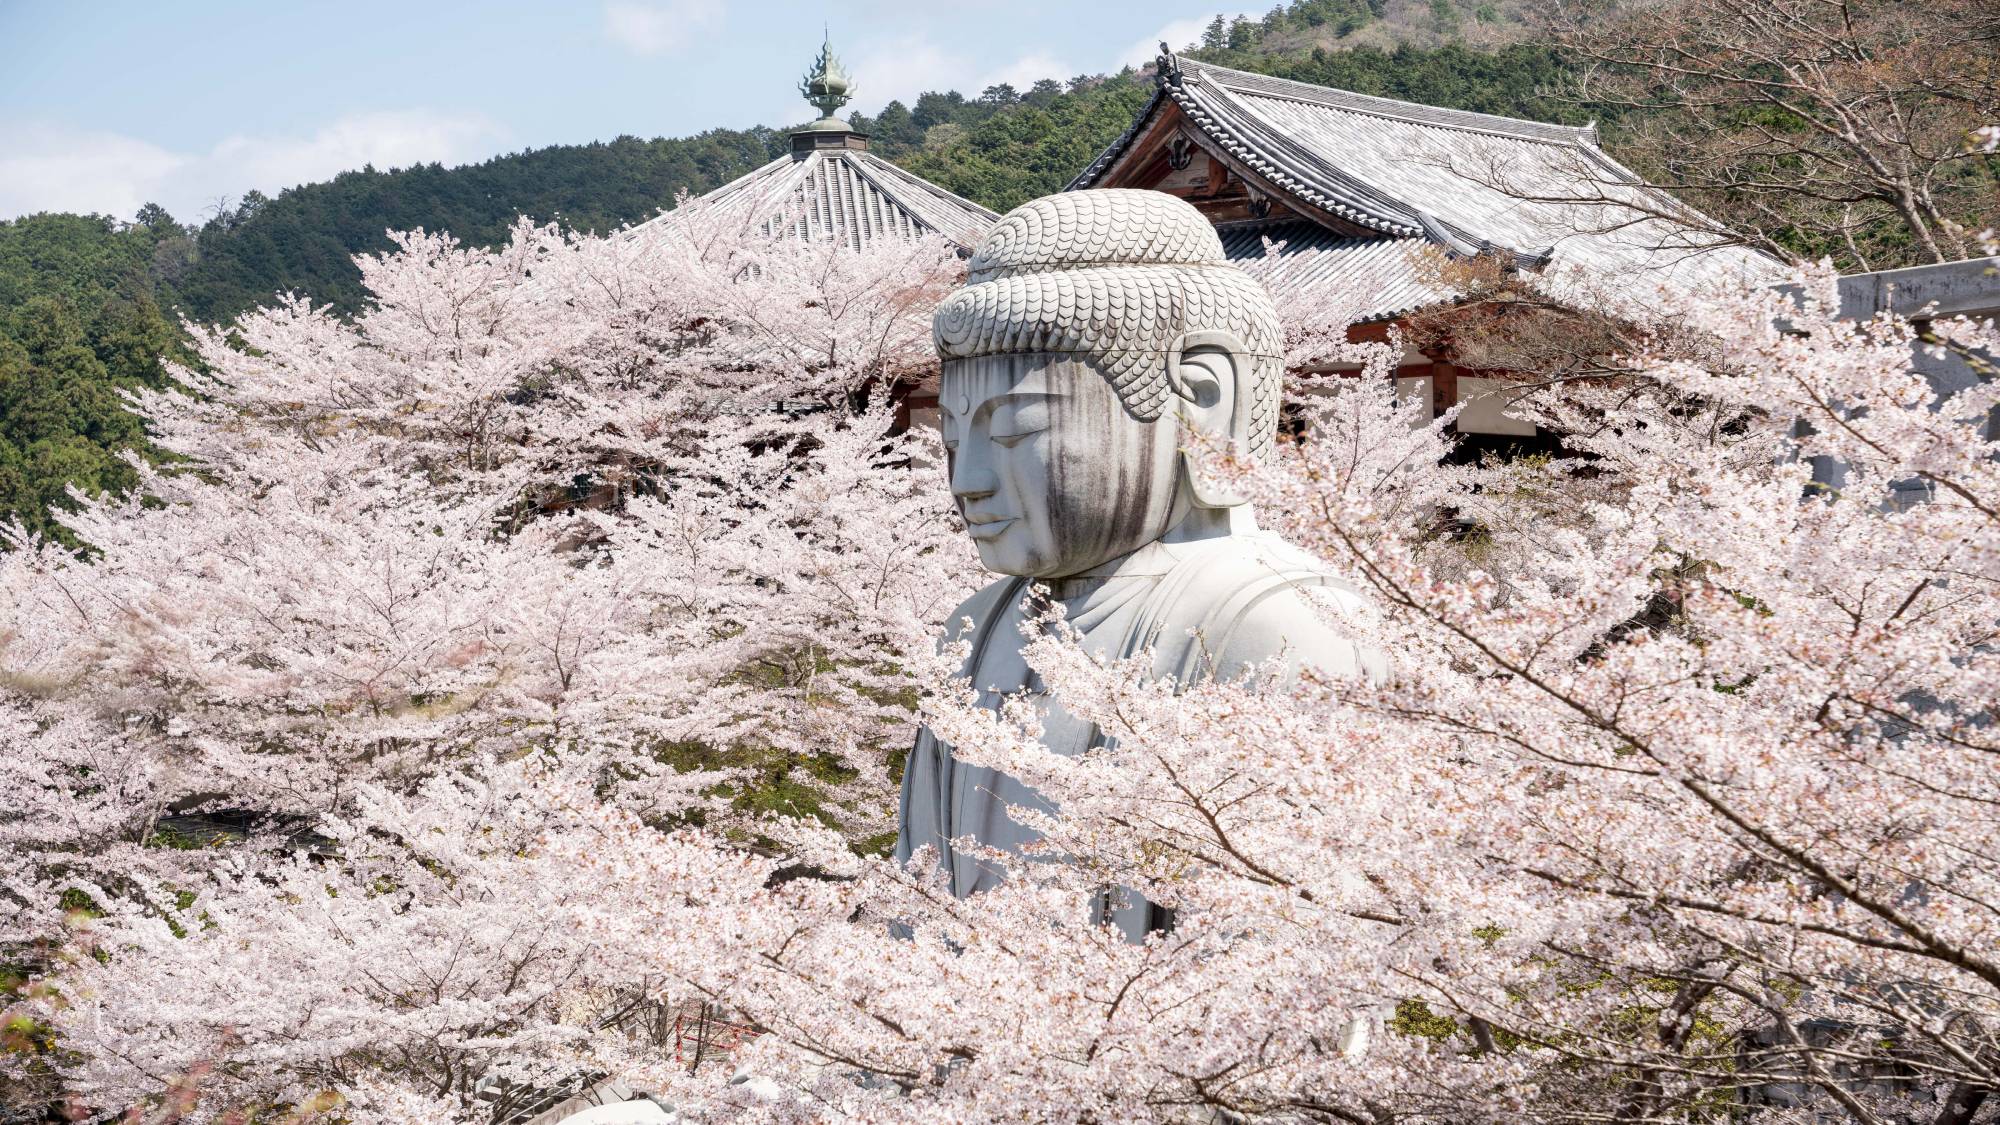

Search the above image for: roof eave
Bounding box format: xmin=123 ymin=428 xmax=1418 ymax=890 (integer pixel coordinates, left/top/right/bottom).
xmin=1180 ymin=56 xmax=1599 ymax=147
xmin=1164 ymin=69 xmax=1424 ymax=237
xmin=1076 ymin=52 xmax=1588 ymax=267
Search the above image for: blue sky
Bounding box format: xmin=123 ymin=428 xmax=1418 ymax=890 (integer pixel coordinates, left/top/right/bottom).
xmin=0 ymin=0 xmax=1246 ymax=223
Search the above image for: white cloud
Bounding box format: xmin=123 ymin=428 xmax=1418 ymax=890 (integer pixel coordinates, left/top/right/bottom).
xmin=979 ymin=51 xmax=1073 ymax=94
xmin=0 ymin=125 xmax=187 ymax=222
xmin=0 ymin=111 xmax=505 ymax=224
xmin=602 ymin=0 xmax=722 ymax=56
xmin=847 ymin=35 xmax=964 ymax=110
xmin=1119 ymin=12 xmax=1254 ymax=69
xmin=846 ymin=38 xmax=1073 ymax=112
xmin=203 ymin=111 xmax=501 ymax=201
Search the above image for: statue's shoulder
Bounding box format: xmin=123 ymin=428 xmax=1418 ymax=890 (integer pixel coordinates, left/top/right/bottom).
xmin=1147 ymin=534 xmax=1379 ymax=683
xmin=937 ymin=575 xmax=1023 ymax=649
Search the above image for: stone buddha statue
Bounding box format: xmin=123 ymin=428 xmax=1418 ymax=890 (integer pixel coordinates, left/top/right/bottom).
xmin=895 ymin=189 xmax=1377 ymax=940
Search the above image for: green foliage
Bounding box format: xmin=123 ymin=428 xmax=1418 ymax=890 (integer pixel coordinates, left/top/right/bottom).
xmin=656 ymin=737 xmax=865 ymax=839
xmin=0 ymin=212 xmax=193 ymax=547
xmin=1390 ymin=997 xmax=1464 ymax=1041
xmin=1285 ymin=0 xmax=1378 ymax=34
xmin=875 ymin=73 xmax=1157 ymax=213
xmin=174 ymin=128 xmax=788 ymax=321
xmin=55 ymin=886 xmax=101 ymax=918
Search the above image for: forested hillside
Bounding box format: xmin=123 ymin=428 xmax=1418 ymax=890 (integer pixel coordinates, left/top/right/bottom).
xmin=173 ymin=128 xmax=788 ymax=319
xmin=0 ymin=212 xmax=192 ymax=546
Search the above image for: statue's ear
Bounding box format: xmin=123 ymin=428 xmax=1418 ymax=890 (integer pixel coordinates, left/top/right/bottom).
xmin=1166 ymin=330 xmax=1252 ymax=508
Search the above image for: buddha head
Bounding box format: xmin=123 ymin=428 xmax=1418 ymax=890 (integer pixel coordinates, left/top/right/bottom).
xmin=932 ymin=189 xmax=1286 ymax=579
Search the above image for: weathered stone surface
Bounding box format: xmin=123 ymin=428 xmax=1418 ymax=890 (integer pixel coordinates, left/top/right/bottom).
xmin=896 ymin=189 xmax=1379 ymax=940
xmin=933 ymin=190 xmax=1284 ymax=458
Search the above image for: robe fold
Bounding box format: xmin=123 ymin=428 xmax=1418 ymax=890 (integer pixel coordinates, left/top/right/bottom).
xmin=894 ymin=529 xmax=1373 ymax=942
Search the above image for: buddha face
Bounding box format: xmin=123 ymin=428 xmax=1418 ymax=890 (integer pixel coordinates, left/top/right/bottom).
xmin=939 ymin=354 xmax=1182 ymax=578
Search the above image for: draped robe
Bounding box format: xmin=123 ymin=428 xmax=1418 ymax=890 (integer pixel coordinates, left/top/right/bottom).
xmin=894 ymin=528 xmax=1374 ymax=942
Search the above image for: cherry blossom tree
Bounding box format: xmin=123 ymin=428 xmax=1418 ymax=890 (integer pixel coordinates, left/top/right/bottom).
xmin=634 ymin=266 xmax=1999 ymax=1124
xmin=7 ymin=190 xmax=1998 ymax=1125
xmin=1 ymin=201 xmax=974 ymax=1119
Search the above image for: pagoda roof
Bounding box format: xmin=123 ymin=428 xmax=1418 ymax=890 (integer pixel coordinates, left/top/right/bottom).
xmin=684 ymin=145 xmax=998 ymax=253
xmin=1071 ymin=54 xmax=1781 ymax=315
xmin=630 ymin=34 xmax=995 ymax=255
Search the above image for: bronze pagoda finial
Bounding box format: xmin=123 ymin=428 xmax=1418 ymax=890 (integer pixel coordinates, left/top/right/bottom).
xmin=799 ymin=31 xmax=855 ymax=126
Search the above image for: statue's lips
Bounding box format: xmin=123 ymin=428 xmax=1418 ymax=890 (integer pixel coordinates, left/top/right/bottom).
xmin=963 ymin=513 xmax=1017 ymax=540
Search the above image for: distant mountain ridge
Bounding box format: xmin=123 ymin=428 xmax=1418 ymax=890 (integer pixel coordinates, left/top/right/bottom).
xmin=169 ymin=129 xmax=789 ymax=321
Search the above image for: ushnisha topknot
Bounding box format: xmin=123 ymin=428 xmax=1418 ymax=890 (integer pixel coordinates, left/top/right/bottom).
xmin=934 ymin=189 xmax=1286 ymax=460
xmin=965 ymin=190 xmax=1229 ymax=281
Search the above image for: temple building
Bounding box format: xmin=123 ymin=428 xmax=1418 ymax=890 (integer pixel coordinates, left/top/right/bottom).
xmin=640 ymin=40 xmax=1782 ymax=446
xmin=1065 ymin=48 xmax=1782 ymax=440
xmin=634 ymin=36 xmax=996 ymax=253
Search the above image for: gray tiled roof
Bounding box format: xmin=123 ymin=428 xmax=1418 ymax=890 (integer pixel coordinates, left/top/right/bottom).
xmin=658 ymin=147 xmax=997 ymax=252
xmin=1217 ymin=221 xmax=1453 ymax=322
xmin=1072 ymin=56 xmax=1783 ymax=318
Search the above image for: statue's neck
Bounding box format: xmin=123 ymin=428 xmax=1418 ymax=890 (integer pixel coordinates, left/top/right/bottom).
xmin=1160 ymin=500 xmax=1260 ymax=544
xmin=1053 ymin=502 xmax=1260 ymax=588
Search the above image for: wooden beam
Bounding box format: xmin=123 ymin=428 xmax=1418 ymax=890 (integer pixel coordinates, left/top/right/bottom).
xmin=1095 ymin=106 xmax=1188 ymax=189
xmin=1092 ymin=104 xmax=1377 ymax=237
xmin=1430 ymin=357 xmax=1458 ymax=419
xmin=1203 ymin=153 xmax=1227 ymax=197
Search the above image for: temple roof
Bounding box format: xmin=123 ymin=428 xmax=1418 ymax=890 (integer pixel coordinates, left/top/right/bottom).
xmin=688 ymin=147 xmax=997 ymax=252
xmin=1071 ymin=53 xmax=1781 ymax=317
xmin=630 ymin=35 xmax=996 ymax=254
xmin=1217 ymin=221 xmax=1453 ymax=322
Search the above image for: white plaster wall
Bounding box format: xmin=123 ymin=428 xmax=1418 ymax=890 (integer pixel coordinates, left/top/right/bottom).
xmin=1454 ymin=375 xmax=1536 ymax=436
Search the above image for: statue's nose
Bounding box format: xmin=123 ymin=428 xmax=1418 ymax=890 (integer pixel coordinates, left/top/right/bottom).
xmin=949 ymin=448 xmax=999 ymax=501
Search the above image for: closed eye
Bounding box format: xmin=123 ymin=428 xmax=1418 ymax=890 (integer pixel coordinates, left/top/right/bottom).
xmin=988 ymin=399 xmax=1050 ymax=447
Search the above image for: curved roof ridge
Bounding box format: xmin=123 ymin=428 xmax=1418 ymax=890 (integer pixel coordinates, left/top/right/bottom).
xmin=1169 ymin=72 xmax=1423 ymax=236
xmin=848 ymin=150 xmax=997 ymax=211
xmin=1182 ymin=58 xmax=1598 ymax=147
xmin=1065 ymin=87 xmax=1167 ymax=191
xmin=627 ymin=147 xmax=994 ymax=252
xmin=844 ymin=150 xmax=1000 ymax=242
